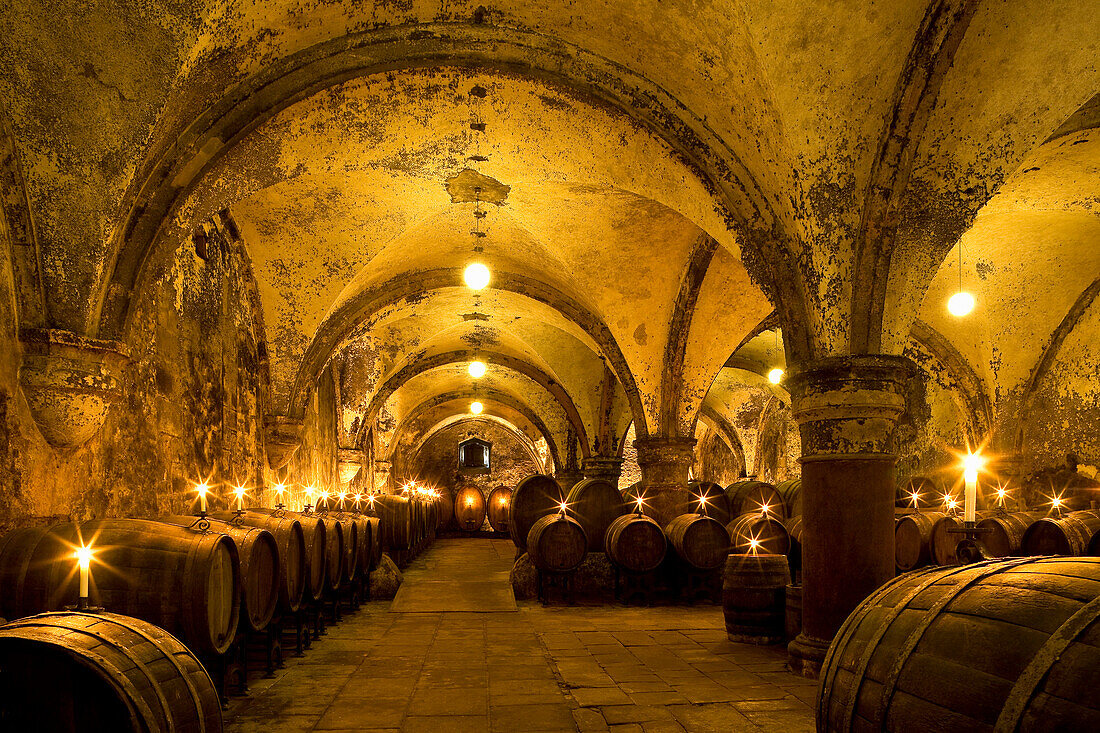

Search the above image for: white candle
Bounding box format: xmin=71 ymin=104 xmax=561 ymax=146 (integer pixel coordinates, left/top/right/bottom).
xmin=235 ymin=488 xmax=245 ymax=511
xmin=963 ymin=455 xmax=980 ymax=523
xmin=198 ymin=484 xmax=208 ymax=513
xmin=76 ymin=546 xmax=92 ymax=600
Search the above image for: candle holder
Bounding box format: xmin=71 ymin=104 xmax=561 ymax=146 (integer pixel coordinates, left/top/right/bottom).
xmin=948 ymin=520 xmax=994 ymax=564
xmin=64 ymin=600 xmax=105 ymax=613
xmin=189 ymin=510 xmax=211 ymax=533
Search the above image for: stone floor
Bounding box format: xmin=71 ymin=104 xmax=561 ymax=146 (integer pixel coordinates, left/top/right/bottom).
xmin=225 ymin=539 xmax=817 ymax=732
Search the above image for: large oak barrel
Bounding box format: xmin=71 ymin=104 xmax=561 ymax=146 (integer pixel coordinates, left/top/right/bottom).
xmin=0 ymin=520 xmax=240 ymax=656
xmin=665 ymin=514 xmax=730 ymax=570
xmin=526 ymin=514 xmax=587 ymax=573
xmin=604 ymin=514 xmax=667 ymax=573
xmin=818 ymin=557 xmax=1100 ymax=732
xmin=0 ymin=611 xmax=223 ymax=732
xmin=726 ymin=512 xmax=791 ymax=556
xmin=454 ymin=486 xmax=487 ymax=531
xmin=567 ymin=478 xmax=625 ymax=552
xmin=688 ymin=481 xmax=732 ymax=526
xmin=930 ymin=511 xmax=996 ymax=566
xmin=364 ymin=516 xmax=382 ymax=570
xmin=725 ymin=480 xmax=783 ymax=519
xmin=487 ymin=486 xmax=513 ymax=533
xmin=437 ymin=488 xmax=455 ymax=529
xmin=894 ymin=511 xmax=946 ymax=572
xmin=977 ymin=511 xmax=1043 ymax=558
xmin=316 ymin=515 xmax=345 ymax=592
xmin=721 ymin=553 xmax=790 ymax=644
xmin=334 ymin=514 xmax=358 ymax=584
xmin=252 ymin=509 xmax=325 ymax=603
xmin=1022 ymin=510 xmax=1100 ymax=557
xmin=775 ymin=478 xmax=802 ymax=517
xmin=214 ymin=510 xmax=306 ymax=614
xmin=895 ymin=475 xmax=943 ymax=509
xmin=373 ymin=495 xmax=412 ymax=553
xmin=163 ymin=516 xmax=278 ymax=633
xmin=332 ymin=512 xmax=370 ymax=578
xmin=510 ymin=475 xmax=565 ymax=551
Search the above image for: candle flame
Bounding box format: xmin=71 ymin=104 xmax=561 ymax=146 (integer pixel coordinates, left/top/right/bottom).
xmin=910 ymin=491 xmax=921 ymax=506
xmin=274 ymin=483 xmax=286 ymax=495
xmin=995 ymin=487 xmax=1007 ymax=502
xmin=946 ymin=497 xmax=958 ymax=510
xmin=559 ymin=501 xmax=568 ymax=514
xmin=498 ymin=496 xmax=507 ymax=506
xmin=75 ymin=545 xmax=93 ymax=568
xmin=233 ymin=485 xmax=247 ymax=498
xmin=748 ymin=537 xmax=761 ymax=555
xmin=465 ymin=496 xmax=475 ymax=508
xmin=759 ymin=502 xmax=770 ymax=515
xmin=196 ymin=482 xmax=209 ymax=497
xmin=1051 ymin=494 xmax=1063 ymax=509
xmin=963 ymin=453 xmax=983 ymax=485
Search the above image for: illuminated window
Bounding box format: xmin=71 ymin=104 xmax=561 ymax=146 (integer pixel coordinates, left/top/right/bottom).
xmin=458 ymin=437 xmax=491 ymax=472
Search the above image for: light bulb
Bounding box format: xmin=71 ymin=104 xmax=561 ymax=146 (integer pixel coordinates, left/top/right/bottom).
xmin=468 ymin=361 xmax=487 ymax=378
xmin=948 ymin=291 xmax=975 ymax=317
xmin=464 ymin=263 xmax=491 ymax=290
xmin=768 ymin=367 xmax=784 ymax=384
xmin=470 ymin=401 xmax=483 ymax=414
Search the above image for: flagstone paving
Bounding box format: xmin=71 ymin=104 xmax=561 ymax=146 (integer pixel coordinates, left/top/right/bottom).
xmin=225 ymin=539 xmax=816 ymax=732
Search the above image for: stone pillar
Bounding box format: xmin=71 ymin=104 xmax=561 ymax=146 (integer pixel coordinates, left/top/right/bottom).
xmin=582 ymin=456 xmax=624 ymax=486
xmin=634 ymin=437 xmax=696 ymax=525
xmin=555 ymin=469 xmax=584 ymax=494
xmin=786 ymin=355 xmax=911 ymax=678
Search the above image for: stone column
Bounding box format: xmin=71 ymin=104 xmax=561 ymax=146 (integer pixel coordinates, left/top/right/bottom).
xmin=634 ymin=437 xmax=696 ymax=525
xmin=786 ymin=355 xmax=911 ymax=678
xmin=555 ymin=469 xmax=585 ymax=493
xmin=582 ymin=456 xmax=624 ymax=486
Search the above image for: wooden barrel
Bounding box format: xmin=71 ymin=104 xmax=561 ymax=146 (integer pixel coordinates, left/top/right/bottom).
xmin=819 ymin=557 xmax=1100 ymax=732
xmin=510 ymin=475 xmax=565 ymax=551
xmin=567 ymin=478 xmax=625 ymax=552
xmin=726 ymin=512 xmax=791 ymax=556
xmin=252 ymin=509 xmax=325 ymax=603
xmin=438 ymin=488 xmax=455 ymax=529
xmin=721 ymin=553 xmax=790 ymax=644
xmin=785 ymin=514 xmax=804 ymax=579
xmin=526 ymin=514 xmax=587 ymax=573
xmin=332 ymin=512 xmax=370 ymax=578
xmin=316 ymin=515 xmax=345 ymax=592
xmin=163 ymin=516 xmax=278 ymax=633
xmin=725 ymin=480 xmax=784 ymax=519
xmin=604 ymin=514 xmax=667 ymax=573
xmin=0 ymin=611 xmax=223 ymax=732
xmin=373 ymin=495 xmax=412 ymax=553
xmin=0 ymin=520 xmax=240 ymax=656
xmin=487 ymin=486 xmax=513 ymax=533
xmin=454 ymin=486 xmax=486 ymax=531
xmin=1022 ymin=510 xmax=1100 ymax=557
xmin=785 ymin=583 xmax=802 ymax=640
xmin=214 ymin=510 xmax=306 ymax=614
xmin=977 ymin=511 xmax=1044 ymax=558
xmin=689 ymin=481 xmax=732 ymax=526
xmin=930 ymin=511 xmax=996 ymax=566
xmin=895 ymin=475 xmax=943 ymax=509
xmin=775 ymin=478 xmax=802 ymax=517
xmin=894 ymin=511 xmax=946 ymax=572
xmin=665 ymin=514 xmax=731 ymax=570
xmin=364 ymin=516 xmax=382 ymax=570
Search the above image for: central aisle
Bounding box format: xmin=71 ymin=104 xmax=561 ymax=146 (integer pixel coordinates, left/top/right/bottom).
xmin=390 ymin=538 xmax=518 ymax=612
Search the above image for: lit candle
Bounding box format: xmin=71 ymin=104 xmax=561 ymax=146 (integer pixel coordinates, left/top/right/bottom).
xmin=635 ymin=496 xmax=644 ymax=515
xmin=760 ymin=502 xmax=770 ymax=516
xmin=559 ymin=500 xmax=568 ymax=515
xmin=963 ymin=454 xmax=981 ymax=523
xmin=748 ymin=537 xmax=761 ymax=556
xmin=76 ymin=545 xmax=92 ymax=602
xmin=274 ymin=483 xmax=286 ymax=507
xmin=354 ymin=492 xmax=363 ymax=510
xmin=697 ymin=495 xmax=709 ymax=517
xmin=995 ymin=487 xmax=1007 ymax=507
xmin=1051 ymin=494 xmax=1063 ymax=513
xmin=910 ymin=491 xmax=921 ymax=509
xmin=197 ymin=483 xmax=209 ymax=514
xmin=233 ymin=486 xmax=246 ymax=511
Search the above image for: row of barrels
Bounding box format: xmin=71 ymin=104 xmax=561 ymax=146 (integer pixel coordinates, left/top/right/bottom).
xmin=0 ymin=509 xmax=383 ymax=658
xmin=619 ymin=478 xmax=802 ymax=527
xmin=895 ymin=509 xmax=1100 ymax=572
xmin=365 ymin=493 xmax=442 ymax=566
xmin=436 ymin=485 xmax=513 ymax=533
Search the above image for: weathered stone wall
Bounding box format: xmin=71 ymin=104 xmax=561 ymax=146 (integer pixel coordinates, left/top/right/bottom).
xmin=0 ymin=221 xmax=272 ymax=529
xmin=692 ymin=428 xmax=743 ymax=488
xmin=276 ymin=365 xmax=340 ymax=508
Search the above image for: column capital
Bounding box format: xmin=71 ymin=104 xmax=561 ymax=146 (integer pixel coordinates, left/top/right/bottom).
xmin=581 ymin=455 xmax=624 ymax=482
xmin=265 ymin=414 xmax=303 ymax=470
xmin=634 ymin=436 xmax=696 ymax=467
xmin=788 ymin=354 xmax=913 ymax=457
xmin=634 ymin=437 xmax=697 ymax=524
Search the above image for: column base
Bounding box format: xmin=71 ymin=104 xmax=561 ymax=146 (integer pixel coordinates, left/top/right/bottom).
xmin=787 ymin=632 xmax=831 ymax=679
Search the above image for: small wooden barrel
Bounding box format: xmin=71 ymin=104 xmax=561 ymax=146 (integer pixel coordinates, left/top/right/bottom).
xmin=930 ymin=511 xmax=996 ymax=566
xmin=818 ymin=557 xmax=1100 ymax=732
xmin=526 ymin=514 xmax=587 ymax=573
xmin=726 ymin=480 xmax=784 ymax=519
xmin=0 ymin=520 xmax=240 ymax=656
xmin=665 ymin=514 xmax=731 ymax=570
xmin=721 ymin=553 xmax=790 ymax=644
xmin=510 ymin=475 xmax=565 ymax=551
xmin=163 ymin=516 xmax=278 ymax=633
xmin=894 ymin=511 xmax=946 ymax=572
xmin=0 ymin=611 xmax=223 ymax=732
xmin=977 ymin=511 xmax=1044 ymax=558
xmin=689 ymin=481 xmax=732 ymax=526
xmin=332 ymin=512 xmax=370 ymax=578
xmin=785 ymin=514 xmax=804 ymax=579
xmin=726 ymin=512 xmax=791 ymax=556
xmin=253 ymin=509 xmax=326 ymax=603
xmin=317 ymin=515 xmax=345 ymax=592
xmin=372 ymin=495 xmax=412 ymax=552
xmin=454 ymin=486 xmax=487 ymax=531
xmin=567 ymin=478 xmax=625 ymax=552
xmin=785 ymin=583 xmax=802 ymax=640
xmin=774 ymin=478 xmax=802 ymax=518
xmin=217 ymin=510 xmax=306 ymax=614
xmin=337 ymin=515 xmax=359 ymax=584
xmin=605 ymin=514 xmax=667 ymax=573
xmin=895 ymin=475 xmax=943 ymax=509
xmin=487 ymin=486 xmax=513 ymax=533
xmin=1022 ymin=510 xmax=1100 ymax=556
